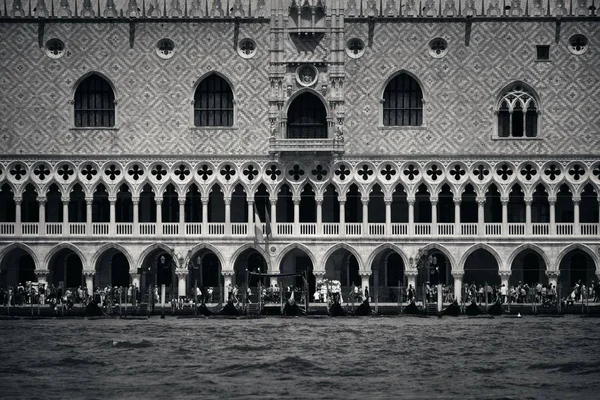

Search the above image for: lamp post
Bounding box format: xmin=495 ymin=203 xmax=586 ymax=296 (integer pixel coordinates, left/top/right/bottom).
xmin=415 ymin=249 xmax=441 ymax=313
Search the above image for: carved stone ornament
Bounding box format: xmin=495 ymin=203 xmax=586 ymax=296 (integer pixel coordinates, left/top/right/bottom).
xmin=296 ymin=64 xmax=318 ymax=87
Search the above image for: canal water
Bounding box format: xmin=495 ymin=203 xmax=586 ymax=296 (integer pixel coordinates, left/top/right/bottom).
xmin=1 ymin=316 xmax=599 ymax=399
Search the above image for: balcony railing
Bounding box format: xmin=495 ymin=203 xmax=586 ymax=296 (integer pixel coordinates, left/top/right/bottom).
xmin=269 ymin=137 xmax=344 ymax=155
xmin=1 ymin=221 xmax=598 ymax=238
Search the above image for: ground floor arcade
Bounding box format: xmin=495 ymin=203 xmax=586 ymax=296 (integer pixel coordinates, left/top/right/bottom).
xmin=0 ymin=240 xmax=598 ymax=303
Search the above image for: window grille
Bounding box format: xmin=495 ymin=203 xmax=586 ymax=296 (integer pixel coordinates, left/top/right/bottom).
xmin=194 ymin=75 xmax=234 ymax=127
xmin=382 ymin=74 xmax=423 ymax=126
xmin=74 ymin=75 xmax=115 ymax=128
xmin=286 ymin=92 xmax=327 ymax=139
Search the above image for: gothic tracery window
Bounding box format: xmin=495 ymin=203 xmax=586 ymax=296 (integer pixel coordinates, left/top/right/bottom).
xmin=193 ymin=74 xmax=234 ymax=127
xmin=286 ymin=92 xmax=327 ymax=139
xmin=497 ymin=84 xmax=539 ymax=138
xmin=74 ymin=74 xmax=115 ymax=128
xmin=382 ymin=73 xmax=423 ymax=126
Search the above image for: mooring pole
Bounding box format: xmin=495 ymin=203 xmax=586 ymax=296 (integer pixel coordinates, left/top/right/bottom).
xmin=374 ymin=268 xmax=379 ymax=315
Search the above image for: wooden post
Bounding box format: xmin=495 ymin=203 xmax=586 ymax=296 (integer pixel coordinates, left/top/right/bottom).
xmin=484 ymin=281 xmax=488 ymax=313
xmin=279 ymin=282 xmax=284 ymax=313
xmin=374 ymin=268 xmax=379 ymax=315
xmin=398 ymin=281 xmax=402 ymax=315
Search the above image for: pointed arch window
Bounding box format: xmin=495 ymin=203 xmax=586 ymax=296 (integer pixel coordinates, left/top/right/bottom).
xmin=497 ymin=84 xmax=539 ymax=138
xmin=286 ymin=92 xmax=327 ymax=139
xmin=74 ymin=74 xmax=115 ymax=127
xmin=382 ymin=73 xmax=423 ymax=126
xmin=194 ymin=74 xmax=234 ymax=127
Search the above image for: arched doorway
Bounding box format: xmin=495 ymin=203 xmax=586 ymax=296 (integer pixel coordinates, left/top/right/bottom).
xmin=370 ymin=249 xmax=405 ymax=302
xmin=558 ymin=249 xmax=596 ymax=297
xmin=324 ymin=248 xmax=360 ymax=291
xmin=140 ymin=248 xmax=176 ymax=299
xmin=510 ymin=250 xmax=547 ymax=286
xmin=286 ymin=92 xmax=327 ymax=139
xmin=188 ymin=249 xmax=222 ymax=303
xmin=0 ymin=247 xmax=36 ymax=288
xmin=417 ymin=251 xmax=451 ymax=287
xmin=233 ymin=248 xmax=268 ymax=288
xmin=279 ymin=248 xmax=315 ymax=295
xmin=463 ymin=249 xmax=500 ymax=287
xmin=95 ymin=249 xmax=131 ymax=288
xmin=48 ymin=249 xmax=83 ymax=289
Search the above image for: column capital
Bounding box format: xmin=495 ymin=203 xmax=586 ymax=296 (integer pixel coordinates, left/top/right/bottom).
xmin=224 ymin=197 xmax=232 ymax=206
xmin=384 ymin=197 xmax=392 ymax=205
xmin=430 ymin=197 xmax=438 ymax=206
xmin=404 ymin=269 xmax=418 ymax=278
xmin=451 ymin=271 xmax=464 ymax=279
xmin=13 ymin=196 xmax=23 ymax=204
xmin=175 ymin=268 xmax=189 ymax=277
xmin=292 ymin=196 xmax=301 ymax=205
xmin=178 ymin=198 xmax=186 ymax=205
xmin=269 ymin=196 xmax=278 ymax=204
xmin=361 ymin=197 xmax=369 ymax=206
xmin=221 ymin=269 xmax=235 ymax=277
xmin=407 ymin=197 xmax=416 ymax=205
xmin=476 ymin=196 xmax=486 ymax=205
xmin=359 ymin=270 xmax=372 ymax=278
xmin=247 ymin=199 xmax=254 ymax=205
xmin=453 ymin=197 xmax=462 ymax=205
xmin=129 ymin=272 xmax=140 ymax=278
xmin=155 ymin=198 xmax=163 ymax=205
xmin=524 ymin=197 xmax=533 ymax=205
xmin=545 ymin=270 xmax=560 ymax=278
xmin=61 ymin=197 xmax=70 ymax=204
xmin=132 ymin=197 xmax=140 ymax=205
xmin=315 ymin=196 xmax=323 ymax=205
xmin=85 ymin=197 xmax=94 ymax=205
xmin=501 ymin=197 xmax=509 ymax=204
xmin=572 ymin=196 xmax=581 ymax=204
xmin=34 ymin=269 xmax=50 ymax=276
xmin=498 ymin=270 xmax=512 ymax=277
xmin=547 ymin=196 xmax=556 ymax=205
xmin=313 ymin=271 xmax=326 ymax=278
xmin=82 ymin=269 xmax=96 ymax=277
xmin=108 ymin=196 xmax=117 ymax=204
xmin=201 ymin=196 xmax=210 ymax=204
xmin=337 ymin=196 xmax=346 ymax=203
xmin=35 ymin=196 xmax=46 ymax=204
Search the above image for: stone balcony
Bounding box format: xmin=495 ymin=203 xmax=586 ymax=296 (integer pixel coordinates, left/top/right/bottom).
xmin=268 ymin=137 xmax=345 ymax=156
xmin=1 ymin=221 xmax=597 ymax=240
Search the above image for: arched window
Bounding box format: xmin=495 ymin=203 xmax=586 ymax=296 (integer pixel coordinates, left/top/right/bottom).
xmin=382 ymin=73 xmax=423 ymax=126
xmin=74 ymin=74 xmax=115 ymax=127
xmin=193 ymin=74 xmax=234 ymax=127
xmin=497 ymin=83 xmax=539 ymax=138
xmin=286 ymin=92 xmax=327 ymax=139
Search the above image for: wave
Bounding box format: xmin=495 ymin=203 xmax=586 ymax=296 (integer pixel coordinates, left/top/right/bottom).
xmin=57 ymin=357 xmax=107 ymax=367
xmin=224 ymin=344 xmax=273 ymax=352
xmin=212 ymin=355 xmax=326 ymax=377
xmin=108 ymin=339 xmax=153 ymax=349
xmin=527 ymin=361 xmax=598 ymax=373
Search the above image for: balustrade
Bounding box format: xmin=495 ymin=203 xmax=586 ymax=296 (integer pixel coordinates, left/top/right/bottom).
xmin=368 ymin=223 xmax=385 ymax=236
xmin=162 ymin=223 xmax=179 ymax=236
xmin=556 ymin=223 xmax=574 ymax=235
xmin=299 ymin=223 xmax=316 ymax=235
xmin=138 ymin=223 xmax=156 ymax=236
xmin=207 ymin=223 xmax=225 ymax=235
xmin=276 ymin=223 xmax=294 ymax=235
xmin=531 ymin=223 xmax=549 ymax=236
xmin=437 ymin=223 xmax=454 ymax=236
xmin=508 ymin=223 xmax=526 ymax=235
xmin=115 ymin=223 xmax=132 ymax=235
xmin=580 ymin=223 xmax=598 ymax=236
xmin=414 ymin=223 xmax=431 ymax=235
xmin=231 ymin=223 xmax=248 ymax=236
xmin=322 ymin=223 xmax=339 ymax=235
xmin=185 ymin=223 xmax=202 ymax=236
xmin=391 ymin=223 xmax=408 ymax=235
xmin=460 ymin=223 xmax=477 ymax=235
xmin=345 ymin=223 xmax=362 ymax=236
xmin=69 ymin=223 xmax=86 ymax=235
xmin=485 ymin=223 xmax=502 ymax=236
xmin=21 ymin=223 xmax=38 ymax=235
xmin=0 ymin=223 xmax=15 ymax=235
xmin=46 ymin=223 xmax=62 ymax=235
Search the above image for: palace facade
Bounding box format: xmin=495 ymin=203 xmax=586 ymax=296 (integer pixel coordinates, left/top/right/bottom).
xmin=0 ymin=0 xmax=599 ymax=301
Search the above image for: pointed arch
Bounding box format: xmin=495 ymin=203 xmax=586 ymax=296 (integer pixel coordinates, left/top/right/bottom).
xmin=366 ymin=243 xmax=409 ymax=270
xmin=459 ymin=243 xmax=504 ymax=272
xmin=90 ymin=243 xmax=135 ymax=273
xmin=416 ymin=243 xmax=456 ymax=272
xmin=380 ymin=70 xmax=425 ymax=127
xmin=556 ymin=243 xmax=599 ymax=274
xmin=506 ymin=243 xmax=552 ymax=272
xmin=275 ymin=242 xmax=317 ymax=271
xmin=230 ymin=242 xmax=271 ymax=271
xmin=184 ymin=243 xmax=226 ymax=270
xmin=286 ymin=90 xmax=328 ymax=139
xmin=0 ymin=243 xmax=39 ymax=269
xmin=72 ymin=72 xmax=116 ymax=128
xmin=192 ymin=72 xmax=235 ymax=127
xmin=321 ymin=243 xmax=364 ymax=272
xmin=44 ymin=243 xmax=87 ymax=268
xmin=136 ymin=243 xmax=177 ymax=271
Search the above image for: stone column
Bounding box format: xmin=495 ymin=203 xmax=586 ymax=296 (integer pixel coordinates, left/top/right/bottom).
xmin=130 ymin=273 xmax=140 ymax=289
xmin=155 ymin=198 xmax=163 ymax=237
xmin=201 ymin=197 xmax=209 ymax=235
xmin=132 ymin=197 xmax=139 ymax=236
xmin=178 ymin=198 xmax=186 ymax=235
xmin=109 ymin=196 xmax=116 ymax=236
xmin=545 ymin=270 xmax=559 ymax=290
xmin=453 ymin=196 xmax=461 ymax=235
xmin=498 ymin=270 xmax=511 ymax=291
xmin=270 ymin=197 xmax=277 ymax=237
xmin=384 ymin=198 xmax=391 ymax=236
xmin=86 ymin=197 xmax=93 ymax=236
xmin=361 ymin=197 xmax=369 ymax=236
xmin=83 ymin=270 xmax=95 ymax=296
xmin=548 ymin=196 xmax=556 ymax=235
xmin=222 ymin=270 xmax=234 ymax=302
xmin=14 ymin=196 xmax=22 ymax=235
xmin=476 ymin=196 xmax=485 ymax=236
xmin=338 ymin=197 xmax=346 ymax=236
xmin=525 ymin=196 xmax=532 ymax=235
xmin=293 ymin=196 xmax=301 ymax=236
xmin=313 ymin=271 xmax=325 ymax=301
xmin=175 ymin=268 xmax=188 ymax=298
xmin=62 ymin=196 xmax=69 ymax=236
xmin=405 ymin=270 xmax=418 ymax=292
xmin=431 ymin=198 xmax=438 ymax=236
xmin=408 ymin=197 xmax=415 ymax=236
xmin=247 ymin=199 xmax=254 ymax=234
xmin=452 ymin=271 xmax=463 ymax=303
xmin=573 ymin=196 xmax=580 ymax=235
xmin=315 ymin=197 xmax=323 ymax=235
xmin=224 ymin=196 xmax=231 ymax=236
xmin=501 ymin=196 xmax=509 ymax=236
xmin=35 ymin=269 xmax=50 ymax=284
xmin=359 ymin=271 xmax=371 ymax=295
xmin=37 ymin=196 xmax=45 ymax=236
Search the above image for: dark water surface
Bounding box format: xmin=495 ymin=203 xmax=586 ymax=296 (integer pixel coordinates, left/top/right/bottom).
xmin=1 ymin=317 xmax=599 ymax=399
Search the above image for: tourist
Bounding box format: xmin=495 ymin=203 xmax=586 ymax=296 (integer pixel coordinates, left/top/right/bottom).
xmin=500 ymin=284 xmax=507 ymax=304
xmin=406 ymin=284 xmax=414 ymax=302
